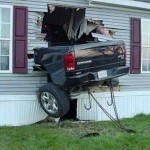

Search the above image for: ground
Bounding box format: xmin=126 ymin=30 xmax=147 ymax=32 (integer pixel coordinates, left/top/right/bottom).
xmin=0 ymin=114 xmax=150 ymax=150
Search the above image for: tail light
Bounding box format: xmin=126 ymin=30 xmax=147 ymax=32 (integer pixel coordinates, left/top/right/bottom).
xmin=64 ymin=51 xmax=76 ymax=72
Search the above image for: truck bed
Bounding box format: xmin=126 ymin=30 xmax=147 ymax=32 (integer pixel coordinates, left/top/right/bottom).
xmin=33 ymin=40 xmax=129 ymax=88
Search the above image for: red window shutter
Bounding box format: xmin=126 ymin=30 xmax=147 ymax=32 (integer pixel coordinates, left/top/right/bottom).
xmin=13 ymin=6 xmax=28 ymax=73
xmin=130 ymin=18 xmax=141 ymax=74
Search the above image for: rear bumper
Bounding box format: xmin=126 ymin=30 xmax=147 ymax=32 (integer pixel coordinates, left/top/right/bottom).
xmin=66 ymin=66 xmax=129 ymax=87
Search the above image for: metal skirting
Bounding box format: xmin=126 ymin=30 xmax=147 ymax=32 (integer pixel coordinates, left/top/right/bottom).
xmin=77 ymin=91 xmax=150 ymax=121
xmin=0 ymin=95 xmax=47 ymax=126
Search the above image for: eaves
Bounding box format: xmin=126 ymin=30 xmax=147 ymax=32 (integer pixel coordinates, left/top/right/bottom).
xmin=90 ymin=0 xmax=150 ymax=10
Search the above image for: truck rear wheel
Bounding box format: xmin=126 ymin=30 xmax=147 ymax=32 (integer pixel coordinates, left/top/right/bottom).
xmin=38 ymin=83 xmax=70 ymax=118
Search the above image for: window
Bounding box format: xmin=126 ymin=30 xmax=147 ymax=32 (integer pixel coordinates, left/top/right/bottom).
xmin=0 ymin=5 xmax=13 ymax=73
xmin=141 ymin=19 xmax=150 ymax=73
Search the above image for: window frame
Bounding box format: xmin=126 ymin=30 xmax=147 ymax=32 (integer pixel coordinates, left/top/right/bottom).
xmin=141 ymin=19 xmax=150 ymax=73
xmin=0 ymin=5 xmax=13 ymax=73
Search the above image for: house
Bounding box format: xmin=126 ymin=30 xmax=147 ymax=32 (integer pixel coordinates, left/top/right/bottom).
xmin=0 ymin=0 xmax=150 ymax=126
xmin=77 ymin=0 xmax=150 ymax=121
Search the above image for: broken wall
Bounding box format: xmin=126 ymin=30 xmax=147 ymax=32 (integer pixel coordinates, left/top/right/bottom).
xmin=86 ymin=6 xmax=150 ymax=92
xmin=28 ymin=12 xmax=48 ymax=73
xmin=43 ymin=6 xmax=114 ymax=44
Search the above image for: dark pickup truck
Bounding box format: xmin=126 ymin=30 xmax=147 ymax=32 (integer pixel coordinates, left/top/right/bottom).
xmin=34 ymin=40 xmax=129 ymax=118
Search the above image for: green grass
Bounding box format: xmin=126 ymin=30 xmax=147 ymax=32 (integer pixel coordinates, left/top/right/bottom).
xmin=0 ymin=114 xmax=150 ymax=150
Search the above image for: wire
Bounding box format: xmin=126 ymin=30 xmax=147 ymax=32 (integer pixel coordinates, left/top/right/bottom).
xmin=84 ymin=90 xmax=92 ymax=110
xmin=109 ymin=83 xmax=136 ymax=133
xmin=86 ymin=84 xmax=136 ymax=133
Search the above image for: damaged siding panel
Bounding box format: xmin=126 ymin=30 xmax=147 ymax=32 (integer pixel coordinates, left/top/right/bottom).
xmin=28 ymin=12 xmax=46 ymax=44
xmin=86 ymin=7 xmax=130 ymax=30
xmin=86 ymin=8 xmax=130 ymax=66
xmin=0 ymin=0 xmax=88 ymax=11
xmin=28 ymin=42 xmax=48 ymax=53
xmin=27 ymin=12 xmax=48 ymax=72
xmin=86 ymin=10 xmax=130 ymax=30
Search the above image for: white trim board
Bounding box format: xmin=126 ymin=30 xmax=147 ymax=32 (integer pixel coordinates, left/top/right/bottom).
xmin=141 ymin=19 xmax=150 ymax=74
xmin=90 ymin=0 xmax=150 ymax=10
xmin=0 ymin=5 xmax=13 ymax=73
xmin=0 ymin=95 xmax=37 ymax=101
xmin=76 ymin=91 xmax=150 ymax=99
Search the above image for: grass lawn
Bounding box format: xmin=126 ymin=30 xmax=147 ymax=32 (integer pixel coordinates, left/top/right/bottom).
xmin=0 ymin=114 xmax=150 ymax=150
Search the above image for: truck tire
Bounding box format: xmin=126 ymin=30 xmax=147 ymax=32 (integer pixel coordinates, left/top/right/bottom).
xmin=38 ymin=83 xmax=70 ymax=118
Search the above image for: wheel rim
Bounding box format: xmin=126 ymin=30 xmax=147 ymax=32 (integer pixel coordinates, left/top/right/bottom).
xmin=41 ymin=92 xmax=58 ymax=114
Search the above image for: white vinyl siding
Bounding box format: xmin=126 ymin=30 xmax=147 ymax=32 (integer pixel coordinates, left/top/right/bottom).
xmin=86 ymin=6 xmax=150 ymax=91
xmin=0 ymin=1 xmax=87 ymax=96
xmin=141 ymin=19 xmax=150 ymax=73
xmin=0 ymin=5 xmax=13 ymax=73
xmin=0 ymin=1 xmax=149 ymax=92
xmin=0 ymin=0 xmax=88 ymax=12
xmin=90 ymin=0 xmax=150 ymax=10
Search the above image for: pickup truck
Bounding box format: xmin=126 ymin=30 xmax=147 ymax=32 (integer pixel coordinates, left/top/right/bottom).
xmin=34 ymin=40 xmax=129 ymax=118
